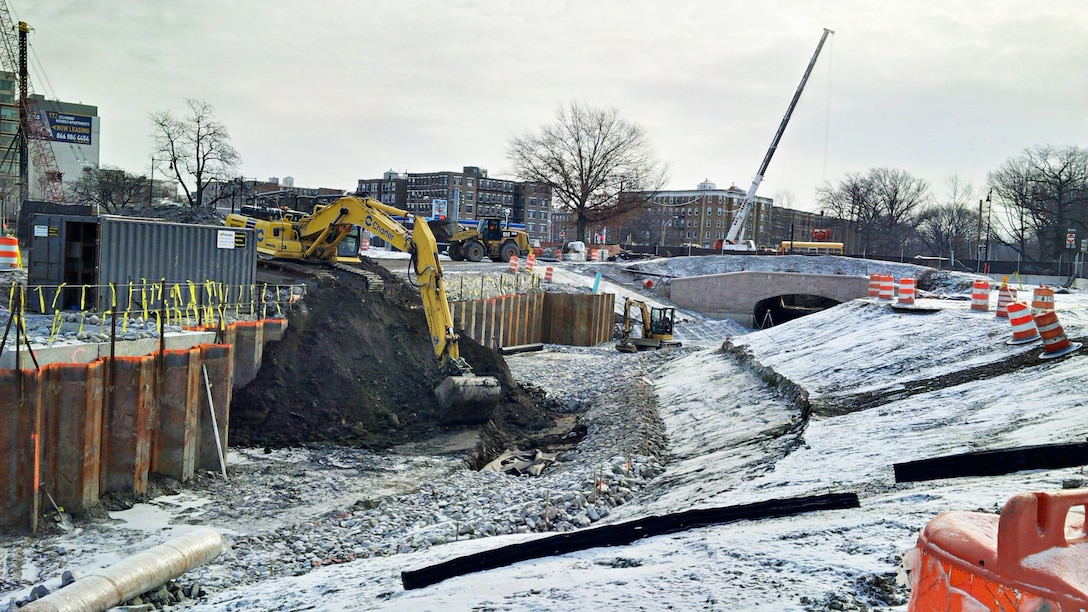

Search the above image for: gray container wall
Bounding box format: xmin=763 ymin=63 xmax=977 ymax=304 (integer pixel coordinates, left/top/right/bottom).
xmin=25 ymin=214 xmax=256 ymax=314
xmin=97 ymin=216 xmax=257 ymax=313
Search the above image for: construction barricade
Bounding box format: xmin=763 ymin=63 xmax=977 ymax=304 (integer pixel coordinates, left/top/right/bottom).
xmin=897 ymin=278 xmax=915 ymax=305
xmin=994 ymin=279 xmax=1016 ymax=318
xmin=1031 ymin=285 xmax=1055 ymax=314
xmin=878 ymin=275 xmax=894 ymax=300
xmin=0 ymin=236 xmax=20 ymax=269
xmin=867 ymin=274 xmax=881 ymax=297
xmin=1034 ymin=310 xmax=1081 ymax=359
xmin=543 ymin=266 xmax=554 ymax=282
xmin=507 ymin=256 xmax=519 ymax=274
xmin=525 ymin=252 xmax=536 ymax=272
xmin=1005 ymin=302 xmax=1040 ymax=345
xmin=907 ymin=490 xmax=1088 ymax=610
xmin=969 ymin=280 xmax=990 ymax=312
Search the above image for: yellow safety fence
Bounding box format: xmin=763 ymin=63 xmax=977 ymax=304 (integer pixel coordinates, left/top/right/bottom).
xmin=3 ymin=279 xmax=304 ymax=347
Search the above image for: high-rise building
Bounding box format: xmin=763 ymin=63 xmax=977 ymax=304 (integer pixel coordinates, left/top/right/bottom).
xmin=0 ymin=72 xmax=17 ymax=219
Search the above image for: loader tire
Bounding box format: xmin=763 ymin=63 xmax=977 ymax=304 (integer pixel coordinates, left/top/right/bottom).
xmin=498 ymin=241 xmax=519 ymax=264
xmin=448 ymin=242 xmax=465 ymax=261
xmin=464 ymin=240 xmax=485 ymax=262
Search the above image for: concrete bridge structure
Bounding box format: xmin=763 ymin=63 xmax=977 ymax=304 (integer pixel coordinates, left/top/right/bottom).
xmin=669 ymin=271 xmax=870 ymax=326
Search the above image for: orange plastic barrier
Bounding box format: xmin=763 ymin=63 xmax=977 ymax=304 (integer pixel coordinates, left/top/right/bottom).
xmin=868 ymin=274 xmax=881 ymax=297
xmin=878 ymin=275 xmax=894 ymax=300
xmin=1031 ymin=285 xmax=1055 ymax=314
xmin=995 ymin=282 xmax=1016 ymax=318
xmin=1005 ymin=302 xmax=1040 ymax=345
xmin=897 ymin=278 xmax=916 ymax=305
xmin=969 ymin=280 xmax=990 ymax=312
xmin=1035 ymin=310 xmax=1081 ymax=359
xmin=908 ymin=490 xmax=1088 ymax=611
xmin=0 ymin=236 xmax=20 ymax=269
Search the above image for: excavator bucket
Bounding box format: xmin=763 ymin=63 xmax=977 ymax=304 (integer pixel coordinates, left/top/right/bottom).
xmin=435 ymin=375 xmax=502 ymax=424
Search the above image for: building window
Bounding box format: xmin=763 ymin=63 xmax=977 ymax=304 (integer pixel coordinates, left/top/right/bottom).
xmin=540 ymin=210 xmax=547 ymax=219
xmin=466 ymin=178 xmax=474 ymax=187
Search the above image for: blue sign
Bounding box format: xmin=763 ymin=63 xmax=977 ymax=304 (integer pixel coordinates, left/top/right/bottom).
xmin=42 ymin=110 xmax=93 ymax=145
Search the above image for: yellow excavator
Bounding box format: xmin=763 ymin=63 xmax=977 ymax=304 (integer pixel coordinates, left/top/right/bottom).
xmin=225 ymin=196 xmax=502 ymax=420
xmin=615 ymin=297 xmax=681 ymax=353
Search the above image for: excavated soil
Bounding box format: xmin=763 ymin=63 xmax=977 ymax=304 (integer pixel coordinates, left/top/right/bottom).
xmin=229 ymin=260 xmax=566 ymax=466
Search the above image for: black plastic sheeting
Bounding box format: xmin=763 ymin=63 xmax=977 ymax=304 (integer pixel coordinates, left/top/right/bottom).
xmin=894 ymin=441 xmax=1088 ymax=483
xmin=401 ymin=491 xmax=860 ymax=590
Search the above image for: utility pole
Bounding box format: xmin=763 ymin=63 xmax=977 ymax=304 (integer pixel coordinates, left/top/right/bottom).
xmin=976 ymin=198 xmax=984 ymax=273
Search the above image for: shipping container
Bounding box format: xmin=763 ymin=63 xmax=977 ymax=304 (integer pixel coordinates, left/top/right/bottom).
xmin=27 ymin=214 xmax=256 ymax=315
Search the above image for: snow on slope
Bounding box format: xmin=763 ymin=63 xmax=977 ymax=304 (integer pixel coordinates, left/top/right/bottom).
xmin=195 ymin=260 xmax=1087 ymax=610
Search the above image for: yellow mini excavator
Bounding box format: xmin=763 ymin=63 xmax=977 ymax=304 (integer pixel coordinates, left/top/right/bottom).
xmin=225 ymin=196 xmax=502 ymax=421
xmin=615 ymin=297 xmax=681 ymax=353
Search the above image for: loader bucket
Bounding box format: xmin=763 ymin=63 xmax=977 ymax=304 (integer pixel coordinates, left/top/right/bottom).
xmin=435 ymin=375 xmax=502 ymax=424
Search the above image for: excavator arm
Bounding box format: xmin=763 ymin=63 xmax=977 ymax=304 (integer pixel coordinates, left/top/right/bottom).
xmin=229 ymin=196 xmax=500 ymax=420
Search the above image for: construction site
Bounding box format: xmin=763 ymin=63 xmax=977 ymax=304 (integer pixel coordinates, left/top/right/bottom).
xmin=3 ymin=5 xmax=1088 ymax=610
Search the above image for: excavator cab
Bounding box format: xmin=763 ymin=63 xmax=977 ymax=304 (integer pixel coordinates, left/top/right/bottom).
xmin=616 ymin=298 xmax=681 ymax=352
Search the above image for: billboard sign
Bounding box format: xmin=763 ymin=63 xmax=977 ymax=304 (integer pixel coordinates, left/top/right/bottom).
xmin=42 ymin=110 xmax=93 ymax=145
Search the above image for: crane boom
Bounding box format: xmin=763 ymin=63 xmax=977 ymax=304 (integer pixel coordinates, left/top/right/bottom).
xmin=723 ymin=28 xmax=834 ymax=248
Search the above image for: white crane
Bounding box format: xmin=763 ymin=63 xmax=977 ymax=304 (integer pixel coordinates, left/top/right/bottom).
xmin=721 ymin=28 xmax=834 ymax=252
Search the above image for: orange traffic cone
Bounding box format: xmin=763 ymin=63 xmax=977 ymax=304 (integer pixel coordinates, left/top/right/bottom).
xmin=1035 ymin=310 xmax=1081 ymax=359
xmin=0 ymin=236 xmax=19 ymax=270
xmin=868 ymin=274 xmax=881 ymax=297
xmin=507 ymin=255 xmax=519 ymax=274
xmin=878 ymin=275 xmax=894 ymax=300
xmin=1031 ymin=285 xmax=1055 ymax=314
xmin=1005 ymin=302 xmax=1040 ymax=345
xmin=969 ymin=279 xmax=990 ymax=312
xmin=525 ymin=252 xmax=536 ymax=272
xmin=543 ymin=266 xmax=554 ymax=282
xmin=994 ymin=277 xmax=1016 ymax=318
xmin=897 ymin=278 xmax=916 ymax=305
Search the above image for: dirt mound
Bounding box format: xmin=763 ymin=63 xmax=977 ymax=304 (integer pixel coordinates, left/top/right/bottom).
xmin=229 ymin=261 xmax=561 ymax=460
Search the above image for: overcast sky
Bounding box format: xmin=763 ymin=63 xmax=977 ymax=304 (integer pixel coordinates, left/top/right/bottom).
xmin=16 ymin=1 xmax=1088 ymax=210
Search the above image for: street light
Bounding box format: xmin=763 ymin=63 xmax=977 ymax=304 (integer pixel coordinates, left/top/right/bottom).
xmin=660 ymin=215 xmax=678 ymax=246
xmin=149 ymin=157 xmax=154 ymax=206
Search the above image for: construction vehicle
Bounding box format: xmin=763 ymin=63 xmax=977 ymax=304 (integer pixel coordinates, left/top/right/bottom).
xmin=720 ymin=28 xmax=834 ymax=254
xmin=224 ymin=195 xmax=502 ymax=420
xmin=616 ymin=298 xmax=681 ymax=352
xmin=444 ymin=216 xmax=531 ymax=263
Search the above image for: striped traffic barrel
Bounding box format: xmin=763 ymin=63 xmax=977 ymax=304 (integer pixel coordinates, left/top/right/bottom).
xmin=0 ymin=236 xmax=19 ymax=269
xmin=969 ymin=280 xmax=990 ymax=312
xmin=1031 ymin=285 xmax=1054 ymax=314
xmin=1035 ymin=309 xmax=1081 ymax=359
xmin=1005 ymin=302 xmax=1039 ymax=345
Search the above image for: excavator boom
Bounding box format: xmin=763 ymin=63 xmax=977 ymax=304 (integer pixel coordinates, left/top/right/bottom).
xmin=226 ymin=196 xmax=501 ymax=421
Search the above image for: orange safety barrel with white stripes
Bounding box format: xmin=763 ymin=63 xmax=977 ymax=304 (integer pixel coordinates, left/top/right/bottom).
xmin=897 ymin=278 xmax=915 ymax=305
xmin=995 ymin=284 xmax=1016 ymax=318
xmin=507 ymin=255 xmax=519 ymax=274
xmin=360 ymin=236 xmax=369 ymax=252
xmin=1005 ymin=302 xmax=1039 ymax=345
xmin=907 ymin=490 xmax=1088 ymax=611
xmin=969 ymin=280 xmax=990 ymax=311
xmin=878 ymin=275 xmax=894 ymax=300
xmin=1031 ymin=285 xmax=1055 ymax=314
xmin=543 ymin=266 xmax=553 ymax=282
xmin=0 ymin=236 xmax=19 ymax=269
xmin=1035 ymin=309 xmax=1081 ymax=359
xmin=525 ymin=252 xmax=536 ymax=272
xmin=868 ymin=274 xmax=881 ymax=297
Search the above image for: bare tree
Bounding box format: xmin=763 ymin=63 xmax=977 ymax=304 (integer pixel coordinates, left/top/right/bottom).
xmin=989 ymin=145 xmax=1088 ymax=260
xmin=507 ymin=101 xmax=669 ymax=242
xmin=149 ymin=99 xmax=240 ymax=208
xmin=915 ymin=203 xmax=978 ymax=261
xmin=68 ymin=165 xmax=148 ymax=213
xmin=816 ymin=172 xmax=876 ymax=255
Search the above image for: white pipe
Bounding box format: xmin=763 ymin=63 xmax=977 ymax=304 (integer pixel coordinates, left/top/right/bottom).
xmin=21 ymin=528 xmax=226 ymax=612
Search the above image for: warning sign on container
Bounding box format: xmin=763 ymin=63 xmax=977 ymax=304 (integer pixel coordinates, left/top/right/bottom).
xmin=217 ymin=229 xmax=237 ymax=249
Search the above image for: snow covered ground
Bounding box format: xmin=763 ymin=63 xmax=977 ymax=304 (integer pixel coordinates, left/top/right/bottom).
xmin=5 ymin=254 xmax=1087 ymax=611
